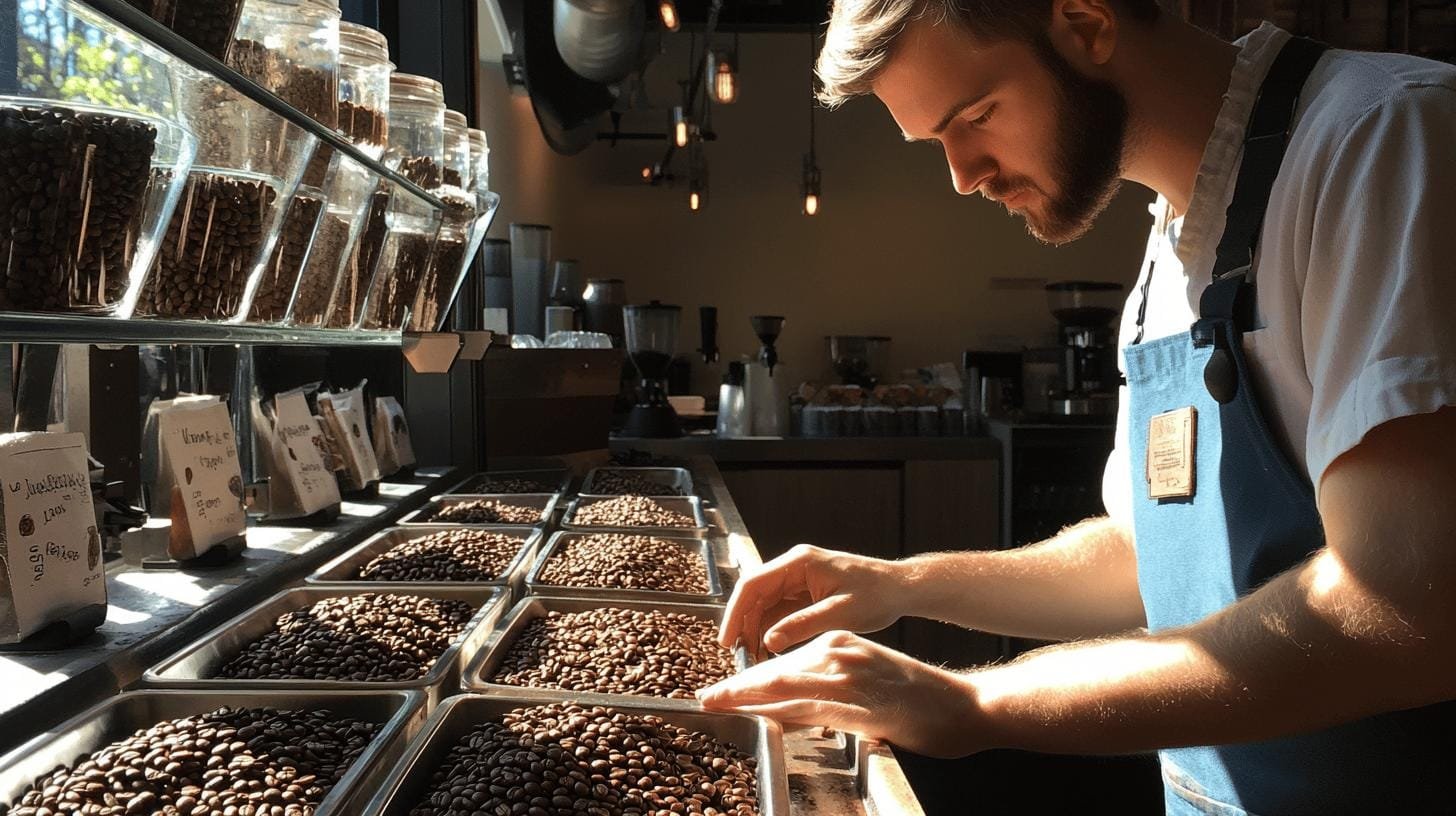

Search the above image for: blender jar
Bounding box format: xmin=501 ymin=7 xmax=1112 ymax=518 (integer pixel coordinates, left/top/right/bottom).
xmin=3 ymin=1 xmax=196 ymax=316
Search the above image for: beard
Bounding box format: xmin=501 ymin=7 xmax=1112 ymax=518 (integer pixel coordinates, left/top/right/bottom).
xmin=992 ymin=36 xmax=1130 ymax=245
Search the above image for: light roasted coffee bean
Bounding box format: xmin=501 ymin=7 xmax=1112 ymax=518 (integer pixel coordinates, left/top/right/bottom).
xmin=357 ymin=529 xmax=527 ymax=582
xmin=491 ymin=607 xmax=734 ymax=699
xmin=408 ymin=702 xmax=759 ymax=816
xmin=217 ymin=593 xmax=475 ymax=682
xmin=572 ymin=495 xmax=696 ymax=529
xmin=539 ymin=534 xmax=710 ymax=594
xmin=4 ymin=706 xmax=378 ymax=816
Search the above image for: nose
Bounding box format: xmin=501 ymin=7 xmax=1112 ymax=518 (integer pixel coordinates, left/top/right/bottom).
xmin=945 ymin=145 xmax=996 ymax=196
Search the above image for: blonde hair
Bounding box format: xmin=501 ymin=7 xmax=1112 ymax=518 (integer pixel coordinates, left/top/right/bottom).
xmin=815 ymin=0 xmax=1161 ymax=108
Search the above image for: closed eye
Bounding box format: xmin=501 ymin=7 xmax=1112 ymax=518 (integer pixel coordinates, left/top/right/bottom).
xmin=967 ymin=103 xmax=996 ymax=127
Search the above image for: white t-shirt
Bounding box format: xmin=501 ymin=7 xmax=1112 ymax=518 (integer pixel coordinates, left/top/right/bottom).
xmin=1103 ymin=23 xmax=1456 ymax=523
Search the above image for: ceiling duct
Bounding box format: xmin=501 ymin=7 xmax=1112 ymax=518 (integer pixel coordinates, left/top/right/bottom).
xmin=553 ymin=0 xmax=645 ymax=84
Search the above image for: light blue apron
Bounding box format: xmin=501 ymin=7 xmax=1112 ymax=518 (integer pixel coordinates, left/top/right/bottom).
xmin=1124 ymin=36 xmax=1456 ymax=815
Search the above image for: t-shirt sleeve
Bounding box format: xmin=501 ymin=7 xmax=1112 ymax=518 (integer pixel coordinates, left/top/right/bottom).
xmin=1300 ymin=84 xmax=1456 ymax=485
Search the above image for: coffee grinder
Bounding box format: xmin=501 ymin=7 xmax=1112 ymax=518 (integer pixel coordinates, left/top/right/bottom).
xmin=745 ymin=315 xmax=787 ymax=436
xmin=1045 ymin=281 xmax=1124 ymax=417
xmin=621 ymin=301 xmax=683 ymax=438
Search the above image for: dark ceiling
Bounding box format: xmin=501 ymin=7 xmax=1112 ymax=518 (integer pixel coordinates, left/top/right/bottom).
xmin=670 ymin=0 xmax=831 ymax=31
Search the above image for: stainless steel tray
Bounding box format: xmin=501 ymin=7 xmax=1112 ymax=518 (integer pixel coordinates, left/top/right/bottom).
xmin=306 ymin=525 xmax=543 ymax=595
xmin=398 ymin=493 xmax=558 ymax=528
xmin=0 ymin=689 xmax=427 ymax=816
xmin=443 ymin=469 xmax=571 ymax=497
xmin=360 ymin=692 xmax=789 ymax=816
xmin=460 ymin=596 xmax=747 ymax=709
xmin=580 ymin=466 xmax=694 ymax=497
xmin=524 ymin=530 xmax=723 ymax=603
xmin=559 ymin=495 xmax=709 ymax=536
xmin=143 ymin=586 xmax=508 ymax=708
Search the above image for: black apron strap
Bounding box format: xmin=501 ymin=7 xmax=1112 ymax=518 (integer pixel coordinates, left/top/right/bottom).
xmin=1208 ymin=36 xmax=1329 ymax=286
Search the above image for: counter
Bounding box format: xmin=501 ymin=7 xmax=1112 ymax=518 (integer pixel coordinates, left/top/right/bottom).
xmin=613 ymin=433 xmax=1001 ymax=462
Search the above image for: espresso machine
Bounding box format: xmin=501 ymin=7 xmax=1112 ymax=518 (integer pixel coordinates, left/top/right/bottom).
xmin=1045 ymin=281 xmax=1123 ymax=418
xmin=621 ymin=301 xmax=683 ymax=438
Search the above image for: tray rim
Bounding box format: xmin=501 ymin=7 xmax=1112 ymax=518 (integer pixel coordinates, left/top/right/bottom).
xmin=305 ymin=524 xmax=544 ymax=589
xmin=579 ymin=465 xmax=694 ymax=498
xmin=441 ymin=468 xmax=571 ymax=497
xmin=523 ymin=529 xmax=724 ymax=602
xmin=459 ymin=595 xmax=748 ymax=710
xmin=359 ymin=691 xmax=790 ymax=816
xmin=396 ymin=493 xmax=558 ymax=528
xmin=559 ymin=495 xmax=709 ymax=537
xmin=0 ymin=688 xmax=428 ymax=816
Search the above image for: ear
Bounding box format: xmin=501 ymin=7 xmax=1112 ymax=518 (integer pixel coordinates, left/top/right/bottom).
xmin=1049 ymin=0 xmax=1119 ymax=69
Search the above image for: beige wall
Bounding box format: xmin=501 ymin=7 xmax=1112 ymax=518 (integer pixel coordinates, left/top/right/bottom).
xmin=476 ymin=33 xmax=1155 ymax=395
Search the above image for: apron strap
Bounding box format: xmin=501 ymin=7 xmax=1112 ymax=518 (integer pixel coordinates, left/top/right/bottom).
xmin=1208 ymin=36 xmax=1329 ymax=286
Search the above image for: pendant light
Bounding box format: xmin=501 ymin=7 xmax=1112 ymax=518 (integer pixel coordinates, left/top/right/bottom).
xmin=658 ymin=0 xmax=680 ymax=32
xmin=707 ymin=34 xmax=739 ymax=104
xmin=672 ymin=104 xmax=691 ymax=148
xmin=801 ymin=31 xmax=822 ymax=216
xmin=688 ymin=141 xmax=708 ymax=212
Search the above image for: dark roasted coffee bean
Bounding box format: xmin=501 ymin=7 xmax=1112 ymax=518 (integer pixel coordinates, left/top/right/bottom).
xmin=3 ymin=706 xmax=378 ymax=815
xmin=571 ymin=496 xmax=696 ymax=529
xmin=132 ymin=0 xmax=245 ymax=61
xmin=356 ymin=528 xmax=527 ymax=582
xmin=589 ymin=470 xmax=686 ymax=497
xmin=325 ymin=190 xmax=389 ymax=328
xmin=406 ymin=703 xmax=758 ymax=816
xmin=490 ymin=608 xmax=734 ymax=699
xmin=288 ymin=211 xmax=350 ymax=325
xmin=338 ymin=100 xmax=387 ymax=149
xmin=458 ymin=475 xmax=556 ymax=494
xmin=422 ymin=498 xmax=541 ymax=525
xmin=248 ymin=193 xmax=323 ymax=322
xmin=539 ymin=534 xmax=710 ymax=594
xmin=227 ymin=39 xmax=337 ymax=188
xmin=216 ymin=593 xmax=475 ymax=682
xmin=362 ymin=229 xmax=436 ymax=330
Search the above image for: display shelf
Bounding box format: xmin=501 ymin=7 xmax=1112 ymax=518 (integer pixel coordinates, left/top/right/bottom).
xmin=0 ymin=312 xmax=402 ymax=346
xmin=76 ymin=0 xmax=448 ymax=212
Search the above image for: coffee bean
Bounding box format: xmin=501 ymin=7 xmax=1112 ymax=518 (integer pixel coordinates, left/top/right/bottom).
xmin=128 ymin=0 xmax=245 ymax=61
xmin=539 ymin=534 xmax=710 ymax=595
xmin=356 ymin=529 xmax=527 ymax=582
xmin=572 ymin=496 xmax=696 ymax=529
xmin=248 ymin=193 xmax=323 ymax=322
xmin=490 ymin=608 xmax=735 ymax=699
xmin=227 ymin=39 xmax=338 ymax=188
xmin=589 ymin=470 xmax=686 ymax=497
xmin=422 ymin=499 xmax=541 ymax=525
xmin=325 ymin=189 xmax=390 ymax=327
xmin=216 ymin=593 xmax=475 ymax=682
xmin=138 ymin=171 xmax=280 ymax=320
xmin=289 ymin=211 xmax=350 ymax=326
xmin=400 ymin=156 xmax=442 ymax=191
xmin=339 ymin=101 xmax=386 ymax=151
xmin=362 ymin=229 xmax=435 ymax=330
xmin=407 ymin=703 xmax=759 ymax=816
xmin=0 ymin=106 xmax=157 ymax=313
xmin=3 ymin=706 xmax=379 ymax=815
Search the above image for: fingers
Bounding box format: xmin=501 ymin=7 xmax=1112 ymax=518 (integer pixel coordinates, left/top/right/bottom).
xmin=718 ymin=545 xmax=816 ymax=650
xmin=727 ymin=699 xmax=877 ymax=734
xmin=763 ymin=594 xmax=859 ymax=654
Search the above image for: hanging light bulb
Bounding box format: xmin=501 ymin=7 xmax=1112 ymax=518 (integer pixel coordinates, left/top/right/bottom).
xmin=689 ymin=188 xmax=702 ymax=211
xmin=658 ymin=0 xmax=680 ymax=32
xmin=641 ymin=165 xmax=653 ymax=182
xmin=671 ymin=105 xmax=691 ymax=148
xmin=707 ymin=47 xmax=738 ymax=104
xmin=688 ymin=143 xmax=708 ymax=212
xmin=802 ymin=156 xmax=821 ymax=216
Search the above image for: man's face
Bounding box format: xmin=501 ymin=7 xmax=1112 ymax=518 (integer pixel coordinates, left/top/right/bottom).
xmin=873 ymin=18 xmax=1129 ymax=244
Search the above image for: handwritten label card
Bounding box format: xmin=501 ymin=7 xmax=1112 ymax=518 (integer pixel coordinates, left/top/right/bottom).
xmin=372 ymin=396 xmax=416 ymax=476
xmin=157 ymin=401 xmax=246 ymax=559
xmin=264 ymin=390 xmax=341 ymax=518
xmin=0 ymin=432 xmax=105 ymax=642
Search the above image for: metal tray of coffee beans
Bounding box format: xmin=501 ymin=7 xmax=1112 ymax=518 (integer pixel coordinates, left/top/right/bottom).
xmin=443 ymin=468 xmax=571 ymax=496
xmin=460 ymin=596 xmax=749 ymax=709
xmin=397 ymin=493 xmax=558 ymax=528
xmin=559 ymin=495 xmax=709 ymax=536
xmin=360 ymin=692 xmax=790 ymax=816
xmin=580 ymin=466 xmax=695 ymax=497
xmin=143 ymin=586 xmax=508 ymax=708
xmin=524 ymin=530 xmax=724 ymax=603
xmin=0 ymin=689 xmax=427 ymax=816
xmin=307 ymin=525 xmax=544 ymax=594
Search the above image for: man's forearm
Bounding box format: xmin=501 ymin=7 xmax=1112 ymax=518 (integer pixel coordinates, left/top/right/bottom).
xmin=897 ymin=515 xmax=1146 ymax=641
xmin=961 ymin=547 xmax=1456 ymax=756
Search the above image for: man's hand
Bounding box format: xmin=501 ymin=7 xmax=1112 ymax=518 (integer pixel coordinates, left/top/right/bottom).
xmin=718 ymin=545 xmax=906 ymax=660
xmin=697 ymin=631 xmax=984 ymax=758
